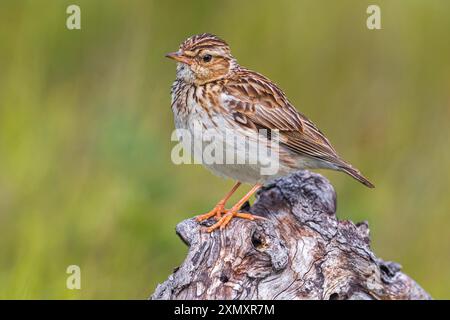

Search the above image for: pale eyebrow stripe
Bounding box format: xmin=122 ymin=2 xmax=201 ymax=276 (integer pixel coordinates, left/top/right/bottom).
xmin=183 ymin=51 xmax=196 ymax=57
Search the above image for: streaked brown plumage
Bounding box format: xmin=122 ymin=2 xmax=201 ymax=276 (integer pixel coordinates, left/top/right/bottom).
xmin=166 ymin=33 xmax=374 ymax=231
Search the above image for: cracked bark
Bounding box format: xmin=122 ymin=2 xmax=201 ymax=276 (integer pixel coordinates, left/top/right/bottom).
xmin=150 ymin=171 xmax=431 ymax=300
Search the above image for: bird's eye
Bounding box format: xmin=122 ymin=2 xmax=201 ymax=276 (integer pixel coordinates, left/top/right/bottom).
xmin=202 ymin=54 xmax=212 ymax=63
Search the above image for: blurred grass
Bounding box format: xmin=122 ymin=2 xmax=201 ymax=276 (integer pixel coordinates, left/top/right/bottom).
xmin=0 ymin=0 xmax=449 ymax=299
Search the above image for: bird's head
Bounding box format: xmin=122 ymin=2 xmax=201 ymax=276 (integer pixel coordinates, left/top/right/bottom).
xmin=166 ymin=33 xmax=236 ymax=85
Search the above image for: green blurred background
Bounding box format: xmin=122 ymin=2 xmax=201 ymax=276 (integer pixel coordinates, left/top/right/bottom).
xmin=0 ymin=0 xmax=449 ymax=299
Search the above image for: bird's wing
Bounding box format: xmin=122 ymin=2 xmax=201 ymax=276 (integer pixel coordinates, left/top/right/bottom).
xmin=223 ymin=69 xmax=343 ymax=165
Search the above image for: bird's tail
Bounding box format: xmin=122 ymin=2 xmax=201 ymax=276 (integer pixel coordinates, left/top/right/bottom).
xmin=338 ymin=163 xmax=375 ymax=188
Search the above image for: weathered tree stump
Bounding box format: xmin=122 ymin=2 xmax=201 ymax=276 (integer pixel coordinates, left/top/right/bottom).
xmin=151 ymin=171 xmax=431 ymax=300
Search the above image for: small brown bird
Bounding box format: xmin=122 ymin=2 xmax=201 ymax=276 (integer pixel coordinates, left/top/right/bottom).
xmin=166 ymin=33 xmax=374 ymax=232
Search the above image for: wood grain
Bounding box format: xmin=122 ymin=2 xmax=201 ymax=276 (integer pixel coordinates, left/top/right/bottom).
xmin=151 ymin=171 xmax=431 ymax=300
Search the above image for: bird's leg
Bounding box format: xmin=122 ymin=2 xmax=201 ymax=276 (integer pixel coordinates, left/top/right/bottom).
xmin=206 ymin=183 xmax=264 ymax=232
xmin=196 ymin=182 xmax=241 ymax=222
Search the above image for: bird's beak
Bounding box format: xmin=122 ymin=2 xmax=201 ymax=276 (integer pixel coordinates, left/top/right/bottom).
xmin=165 ymin=51 xmax=192 ymax=65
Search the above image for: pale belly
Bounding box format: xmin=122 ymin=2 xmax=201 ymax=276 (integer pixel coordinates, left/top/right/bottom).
xmin=173 ymin=105 xmax=296 ymax=185
xmin=171 ymin=83 xmax=327 ymax=185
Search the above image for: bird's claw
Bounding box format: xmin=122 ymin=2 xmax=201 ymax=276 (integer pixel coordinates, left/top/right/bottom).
xmin=205 ymin=211 xmax=266 ymax=232
xmin=195 ymin=203 xmax=227 ymax=222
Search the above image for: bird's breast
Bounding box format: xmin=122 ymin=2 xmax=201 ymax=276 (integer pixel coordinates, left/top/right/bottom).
xmin=170 ymin=81 xmax=289 ymax=184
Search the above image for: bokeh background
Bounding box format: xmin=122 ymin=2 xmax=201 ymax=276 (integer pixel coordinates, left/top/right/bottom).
xmin=0 ymin=0 xmax=449 ymax=299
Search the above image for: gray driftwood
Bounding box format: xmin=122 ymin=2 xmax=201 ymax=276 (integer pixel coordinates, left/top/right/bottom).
xmin=151 ymin=171 xmax=431 ymax=300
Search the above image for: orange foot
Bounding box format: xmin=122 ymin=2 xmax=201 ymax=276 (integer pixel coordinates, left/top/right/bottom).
xmin=195 ymin=182 xmax=242 ymax=223
xmin=205 ymin=183 xmax=264 ymax=232
xmin=195 ymin=202 xmax=227 ymax=222
xmin=206 ymin=211 xmax=264 ymax=232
